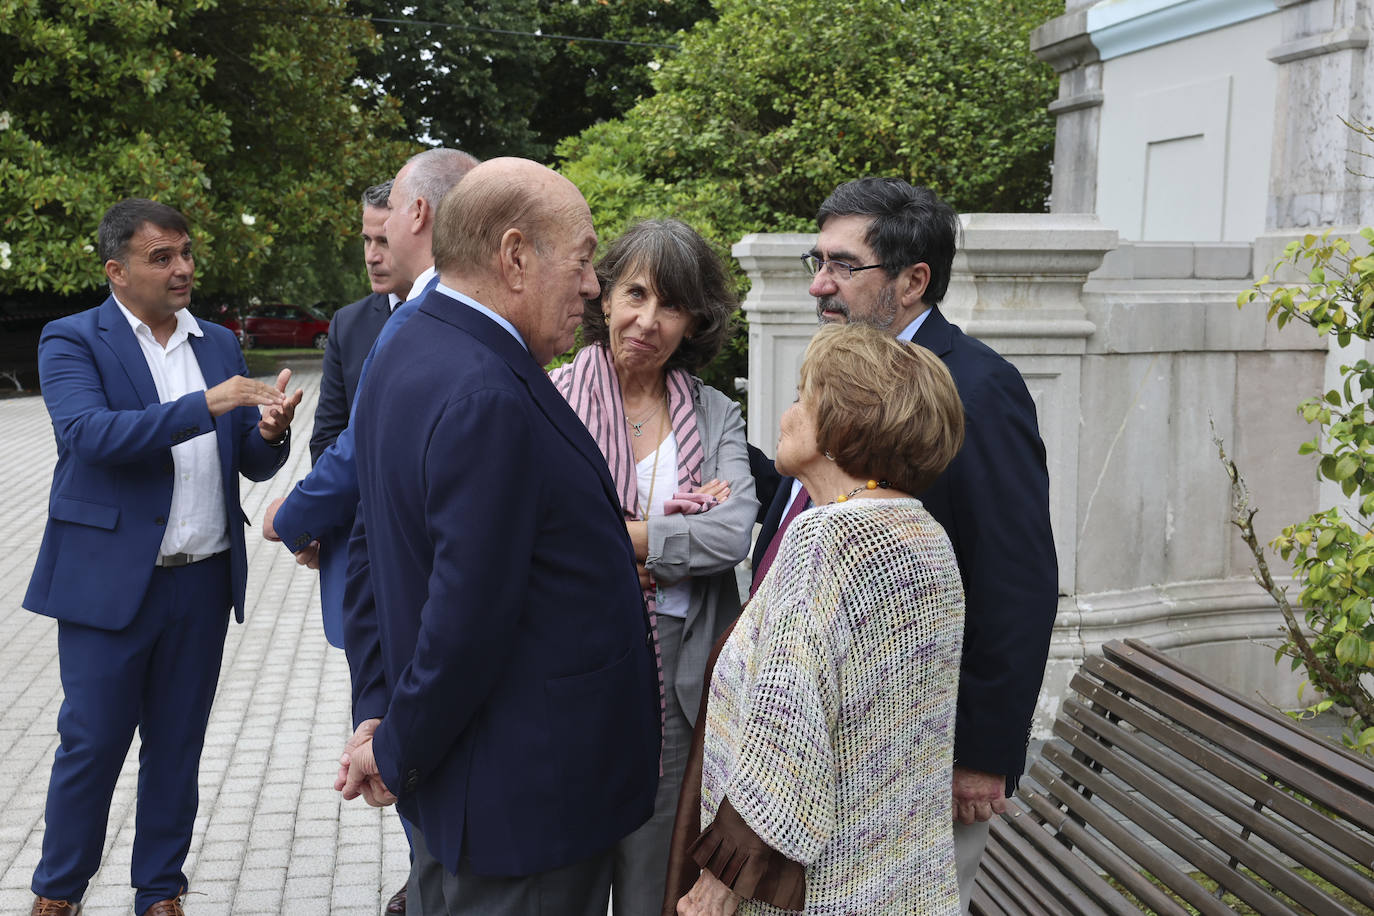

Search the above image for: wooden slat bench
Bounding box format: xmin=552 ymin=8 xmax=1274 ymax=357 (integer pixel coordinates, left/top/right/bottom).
xmin=972 ymin=638 xmax=1374 ymax=915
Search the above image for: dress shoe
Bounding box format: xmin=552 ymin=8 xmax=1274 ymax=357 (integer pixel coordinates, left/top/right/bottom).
xmin=30 ymin=898 xmax=81 ymax=916
xmin=385 ymin=883 xmax=407 ymax=914
xmin=140 ymin=899 xmax=184 ymax=916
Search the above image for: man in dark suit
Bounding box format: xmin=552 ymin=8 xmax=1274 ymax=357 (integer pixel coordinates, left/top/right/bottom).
xmin=336 ymin=158 xmax=660 ymax=916
xmin=751 ymin=178 xmax=1058 ymax=914
xmin=309 ymin=180 xmax=411 ymax=464
xmin=25 ymin=198 xmax=300 ymax=916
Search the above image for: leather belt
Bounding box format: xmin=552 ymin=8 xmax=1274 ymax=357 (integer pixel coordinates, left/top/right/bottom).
xmin=156 ymin=551 xmax=222 ymax=567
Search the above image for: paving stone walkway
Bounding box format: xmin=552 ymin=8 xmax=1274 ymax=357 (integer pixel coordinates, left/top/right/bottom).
xmin=0 ymin=368 xmax=411 ymax=915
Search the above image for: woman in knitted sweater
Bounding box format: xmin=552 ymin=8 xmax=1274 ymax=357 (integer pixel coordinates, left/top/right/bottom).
xmin=666 ymin=323 xmax=968 ymax=915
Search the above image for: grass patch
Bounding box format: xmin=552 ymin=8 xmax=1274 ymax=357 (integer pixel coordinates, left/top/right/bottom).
xmin=244 ymin=348 xmax=321 ymax=377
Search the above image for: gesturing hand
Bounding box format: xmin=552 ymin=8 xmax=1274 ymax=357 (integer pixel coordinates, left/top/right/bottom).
xmin=205 ymin=374 xmax=285 ymax=418
xmin=257 ymin=368 xmax=302 ymax=442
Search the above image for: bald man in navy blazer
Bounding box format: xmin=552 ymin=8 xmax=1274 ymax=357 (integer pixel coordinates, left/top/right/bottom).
xmin=337 ymin=159 xmax=659 ymax=916
xmin=24 ymin=199 xmax=299 ymax=916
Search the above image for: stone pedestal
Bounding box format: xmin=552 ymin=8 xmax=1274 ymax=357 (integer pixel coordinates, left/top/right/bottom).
xmin=732 ymin=233 xmax=817 ymax=450
xmin=1031 ymin=8 xmax=1103 ymax=213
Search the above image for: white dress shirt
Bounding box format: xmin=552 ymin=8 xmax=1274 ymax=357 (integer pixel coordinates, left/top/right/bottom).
xmin=636 ymin=432 xmax=690 ymax=618
xmin=405 ymin=265 xmax=437 ymax=304
xmin=114 ymin=299 xmax=230 ymax=558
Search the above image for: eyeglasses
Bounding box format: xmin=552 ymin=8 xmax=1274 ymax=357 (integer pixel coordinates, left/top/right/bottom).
xmin=800 ymin=253 xmax=886 ymax=280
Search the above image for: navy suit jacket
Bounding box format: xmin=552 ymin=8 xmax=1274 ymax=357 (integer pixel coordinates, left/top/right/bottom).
xmin=24 ymin=297 xmax=290 ymax=629
xmin=309 ymin=291 xmax=391 ymax=463
xmin=753 ymin=307 xmax=1057 ymax=786
xmin=345 ymin=291 xmax=659 ymax=876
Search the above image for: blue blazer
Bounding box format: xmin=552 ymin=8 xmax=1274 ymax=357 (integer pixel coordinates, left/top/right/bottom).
xmin=753 ymin=307 xmax=1058 ymax=787
xmin=24 ymin=297 xmax=290 ymax=629
xmin=344 ymin=292 xmax=660 ymax=877
xmin=304 ymin=291 xmax=392 ymax=646
xmin=274 ymin=278 xmax=436 ymax=646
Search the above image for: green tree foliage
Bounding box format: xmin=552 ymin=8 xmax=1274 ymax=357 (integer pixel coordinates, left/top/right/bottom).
xmin=351 ymin=0 xmax=714 ymax=162
xmin=558 ymin=0 xmax=1061 ymax=248
xmin=1231 ymin=229 xmax=1374 ymax=754
xmin=0 ymin=0 xmax=408 ymax=304
xmin=351 ymin=0 xmax=552 ymax=162
xmin=531 ymin=0 xmax=715 ymax=158
xmin=557 ymin=0 xmax=1059 ymax=400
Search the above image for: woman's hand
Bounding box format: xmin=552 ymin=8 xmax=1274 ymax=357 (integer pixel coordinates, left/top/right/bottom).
xmin=694 ymin=478 xmax=731 ymax=503
xmin=625 ymin=519 xmax=649 ymax=561
xmin=677 ymin=869 xmax=742 ymax=916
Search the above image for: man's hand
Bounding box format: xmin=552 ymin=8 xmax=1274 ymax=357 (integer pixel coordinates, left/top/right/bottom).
xmin=677 ymin=869 xmax=742 ymax=916
xmin=636 ymin=561 xmax=652 ymax=591
xmin=335 ymin=718 xmax=379 ymax=791
xmin=205 ymin=373 xmax=287 ymax=419
xmin=257 ymin=368 xmax=302 ymax=442
xmin=952 ymin=765 xmax=1007 ymax=825
xmin=294 ymin=540 xmax=320 ymax=569
xmin=262 ymin=496 xmax=321 ymax=566
xmin=263 ymin=496 xmax=285 ymax=541
xmin=336 ymin=718 xmax=396 ymax=807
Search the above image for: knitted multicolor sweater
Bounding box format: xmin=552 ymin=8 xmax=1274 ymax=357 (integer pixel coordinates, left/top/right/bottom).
xmin=701 ymin=498 xmax=965 ymax=914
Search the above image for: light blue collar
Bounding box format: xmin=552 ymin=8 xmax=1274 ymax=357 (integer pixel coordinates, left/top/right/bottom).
xmin=433 ymin=283 xmax=528 ymax=352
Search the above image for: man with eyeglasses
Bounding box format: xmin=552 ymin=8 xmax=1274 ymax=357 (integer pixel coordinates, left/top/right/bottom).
xmin=750 ymin=177 xmax=1057 ymax=914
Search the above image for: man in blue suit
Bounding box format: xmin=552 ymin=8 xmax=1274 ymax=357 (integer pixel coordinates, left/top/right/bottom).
xmin=264 ymin=149 xmax=477 ymax=645
xmin=262 ymin=150 xmax=477 ymax=915
xmin=336 ymin=158 xmax=660 ymax=916
xmin=750 ymin=178 xmax=1058 ymax=914
xmin=25 ymin=199 xmax=300 ymax=916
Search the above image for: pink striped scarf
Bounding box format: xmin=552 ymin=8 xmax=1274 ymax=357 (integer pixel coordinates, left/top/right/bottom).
xmin=551 ymin=342 xmax=705 ymax=530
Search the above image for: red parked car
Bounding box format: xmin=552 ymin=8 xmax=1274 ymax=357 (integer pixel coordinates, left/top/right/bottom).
xmin=222 ymin=303 xmax=330 ymax=350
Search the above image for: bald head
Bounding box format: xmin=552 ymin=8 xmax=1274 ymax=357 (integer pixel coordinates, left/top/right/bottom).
xmin=434 ymin=158 xmax=600 ymax=364
xmin=433 ymin=158 xmax=583 ymax=278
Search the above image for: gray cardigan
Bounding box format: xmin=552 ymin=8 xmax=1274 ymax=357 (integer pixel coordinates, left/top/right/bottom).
xmin=645 ymin=378 xmax=758 ymax=724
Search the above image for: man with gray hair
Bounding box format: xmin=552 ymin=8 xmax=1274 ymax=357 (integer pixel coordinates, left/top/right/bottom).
xmin=263 ymin=150 xmax=477 ymax=914
xmin=384 ymin=147 xmax=482 ymax=303
xmin=264 ymin=147 xmax=479 ymax=582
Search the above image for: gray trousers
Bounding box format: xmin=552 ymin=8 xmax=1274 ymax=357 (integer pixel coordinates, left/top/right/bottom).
xmin=612 ymin=613 xmax=692 ymax=916
xmin=954 ymin=818 xmax=992 ymax=915
xmin=409 ymin=828 xmax=613 ymax=916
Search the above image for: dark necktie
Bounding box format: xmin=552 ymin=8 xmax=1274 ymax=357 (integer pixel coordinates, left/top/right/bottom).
xmin=750 ymin=485 xmax=810 ymax=597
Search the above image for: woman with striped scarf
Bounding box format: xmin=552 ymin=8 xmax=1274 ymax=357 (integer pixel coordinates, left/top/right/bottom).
xmin=551 ymin=218 xmax=758 ymax=916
